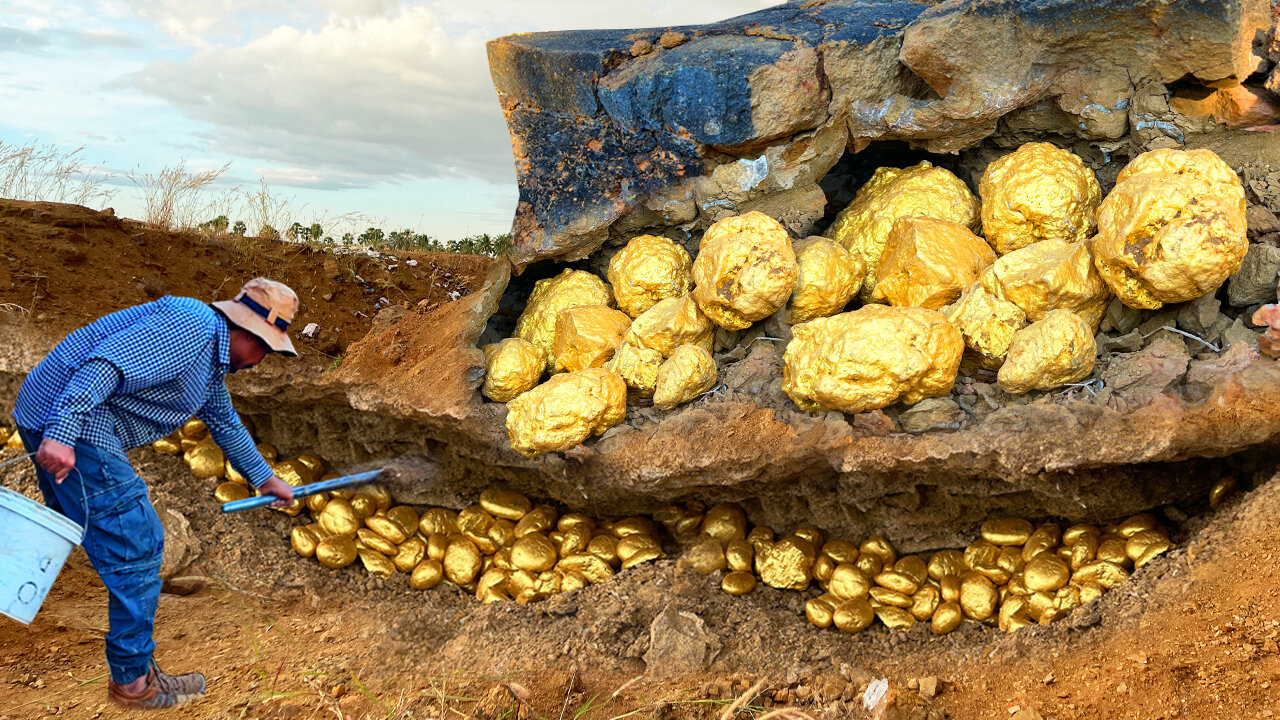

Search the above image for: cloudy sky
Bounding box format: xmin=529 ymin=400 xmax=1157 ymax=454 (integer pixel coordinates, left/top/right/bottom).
xmin=0 ymin=0 xmax=775 ymax=241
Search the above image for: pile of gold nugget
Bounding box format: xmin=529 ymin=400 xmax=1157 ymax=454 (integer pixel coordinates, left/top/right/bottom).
xmin=155 ymin=420 xmax=665 ymax=603
xmin=667 ymin=501 xmax=1174 ymax=636
xmin=486 ymin=144 xmax=1248 ymax=456
xmin=149 ymin=420 xmax=1174 ymax=632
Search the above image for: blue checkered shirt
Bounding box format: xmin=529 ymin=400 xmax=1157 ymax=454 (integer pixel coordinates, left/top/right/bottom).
xmin=12 ymin=296 xmax=274 ymax=487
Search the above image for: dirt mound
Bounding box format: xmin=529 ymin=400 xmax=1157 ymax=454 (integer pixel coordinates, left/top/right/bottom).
xmin=0 ymin=200 xmax=490 ymax=355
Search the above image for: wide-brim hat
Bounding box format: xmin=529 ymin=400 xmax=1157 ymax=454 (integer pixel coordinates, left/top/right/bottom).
xmin=212 ymin=277 xmax=299 ymax=357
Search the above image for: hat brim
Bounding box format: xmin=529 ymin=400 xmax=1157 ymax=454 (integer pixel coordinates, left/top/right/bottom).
xmin=212 ymin=300 xmax=299 ymax=357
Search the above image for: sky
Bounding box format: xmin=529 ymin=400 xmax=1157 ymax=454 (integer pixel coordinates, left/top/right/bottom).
xmin=0 ymin=0 xmax=777 ymax=242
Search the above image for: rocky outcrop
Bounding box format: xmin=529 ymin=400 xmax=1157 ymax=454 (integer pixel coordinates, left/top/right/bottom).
xmin=488 ymin=0 xmax=1275 ymax=265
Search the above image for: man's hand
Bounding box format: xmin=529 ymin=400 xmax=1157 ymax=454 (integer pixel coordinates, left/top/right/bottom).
xmin=258 ymin=475 xmax=295 ymax=508
xmin=36 ymin=438 xmax=76 ymax=484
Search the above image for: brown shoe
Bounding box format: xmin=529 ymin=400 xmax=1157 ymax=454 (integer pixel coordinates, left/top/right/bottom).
xmin=108 ymin=660 xmax=206 ymax=709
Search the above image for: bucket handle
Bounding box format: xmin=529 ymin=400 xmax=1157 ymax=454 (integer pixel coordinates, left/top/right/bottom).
xmin=0 ymin=451 xmax=89 ymax=543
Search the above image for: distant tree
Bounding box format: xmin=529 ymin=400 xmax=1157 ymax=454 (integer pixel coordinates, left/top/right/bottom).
xmin=309 ymin=222 xmax=323 ymax=242
xmin=199 ymin=215 xmax=229 ymax=234
xmin=286 ymin=222 xmax=304 ymax=241
xmin=358 ymin=227 xmax=385 ymax=245
xmin=231 ymin=220 xmax=247 ymax=236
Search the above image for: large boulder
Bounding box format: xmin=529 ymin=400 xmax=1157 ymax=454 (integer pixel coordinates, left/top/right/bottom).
xmin=487 ymin=0 xmax=1273 ymax=265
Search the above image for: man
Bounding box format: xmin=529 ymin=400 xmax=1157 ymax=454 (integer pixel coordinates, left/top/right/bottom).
xmin=11 ymin=278 xmax=300 ymax=709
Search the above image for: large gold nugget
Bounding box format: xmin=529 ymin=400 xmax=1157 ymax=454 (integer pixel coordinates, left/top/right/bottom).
xmin=872 ymin=217 xmax=996 ymax=310
xmin=318 ymin=498 xmax=361 ymax=537
xmin=997 ymin=310 xmax=1097 ymax=394
xmin=482 ymin=338 xmax=545 ymax=403
xmin=480 ymin=489 xmax=532 ymax=521
xmin=782 ymin=305 xmax=963 ymax=414
xmin=185 ymin=439 xmax=225 ymax=480
xmin=691 ymin=211 xmax=798 ymax=330
xmin=551 ymin=305 xmax=632 ymax=373
xmin=444 ymin=538 xmax=484 ymax=586
xmin=786 ymin=237 xmax=866 ymax=324
xmin=943 ymin=284 xmax=1027 ymax=370
xmin=604 ymin=341 xmax=663 ymax=398
xmin=316 ymin=535 xmax=358 ymax=569
xmin=700 ymin=503 xmax=748 ymax=542
xmin=607 ymin=234 xmax=694 ymax=318
xmin=979 ymin=239 xmax=1110 ymax=329
xmin=511 ymin=534 xmax=558 ymax=573
xmin=829 ymin=161 xmax=980 ymax=300
xmin=505 ymin=368 xmax=627 ymax=457
xmin=758 ymin=536 xmax=815 ymax=591
xmin=652 ymin=345 xmax=717 ymax=410
xmin=410 ymin=559 xmax=444 ymax=590
xmin=980 ymin=142 xmax=1102 ymax=255
xmin=514 ymin=269 xmax=614 ymax=373
xmin=1093 ymin=148 xmax=1248 ymax=309
xmin=623 ymin=294 xmax=715 ymax=358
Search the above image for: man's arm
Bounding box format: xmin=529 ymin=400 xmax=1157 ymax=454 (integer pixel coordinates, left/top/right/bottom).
xmin=197 ymin=382 xmax=293 ymax=506
xmin=38 ymin=359 xmax=121 ymax=482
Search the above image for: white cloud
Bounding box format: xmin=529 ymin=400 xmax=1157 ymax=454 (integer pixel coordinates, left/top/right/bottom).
xmin=129 ymin=6 xmax=513 ymax=186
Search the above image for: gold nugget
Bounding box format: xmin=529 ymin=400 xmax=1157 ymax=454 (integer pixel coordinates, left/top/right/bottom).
xmin=872 ymin=217 xmax=996 ymax=310
xmin=805 ymin=595 xmax=837 ymax=628
xmin=980 ymin=518 xmax=1035 ymax=546
xmin=316 ymin=535 xmax=358 ymax=569
xmin=552 ymin=305 xmax=632 ymax=373
xmin=829 ymin=161 xmax=980 ymax=300
xmin=931 ymin=601 xmax=963 ymax=634
xmin=959 ymin=572 xmax=998 ymax=620
xmin=783 ymin=305 xmax=962 ymax=413
xmin=291 ymin=525 xmax=323 ymax=558
xmin=942 ymin=283 xmax=1027 ymax=370
xmin=480 ymin=489 xmax=532 ymax=521
xmin=725 ymin=540 xmax=753 ymax=573
xmin=214 ymin=482 xmax=253 ymax=504
xmin=700 ymin=503 xmax=748 ymax=542
xmin=623 ymin=294 xmax=715 ymax=358
xmin=444 ymin=537 xmax=483 ymax=585
xmin=482 ymin=338 xmax=545 ymax=403
xmin=721 ymin=571 xmax=756 ymax=596
xmin=185 ymin=439 xmax=225 ymax=480
xmin=359 ymin=548 xmax=396 ymax=578
xmin=394 ymin=537 xmax=427 ymax=574
xmin=979 ymin=143 xmax=1102 ymax=255
xmin=758 ymin=536 xmax=815 ymax=591
xmin=319 ymin=498 xmax=361 ymax=537
xmin=997 ymin=310 xmax=1097 ymax=394
xmin=506 ymin=368 xmax=627 ymax=457
xmin=833 ymin=598 xmax=876 ymax=633
xmin=604 ymin=341 xmax=663 ymax=398
xmin=514 ymin=269 xmax=614 ymax=373
xmin=153 ymin=434 xmax=181 ymax=455
xmin=979 ymin=239 xmax=1110 ymax=330
xmin=607 ymin=234 xmax=694 ymax=318
xmin=692 ymin=211 xmax=798 ymax=330
xmin=1093 ymin=148 xmax=1247 ymax=309
xmin=617 ymin=535 xmax=664 ymax=568
xmin=684 ymin=537 xmax=727 ymax=575
xmin=652 ymin=345 xmax=717 ymax=410
xmin=786 ymin=236 xmax=866 ymax=324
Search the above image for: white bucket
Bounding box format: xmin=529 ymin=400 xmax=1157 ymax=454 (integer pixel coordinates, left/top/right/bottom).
xmin=0 ymin=486 xmax=84 ymax=625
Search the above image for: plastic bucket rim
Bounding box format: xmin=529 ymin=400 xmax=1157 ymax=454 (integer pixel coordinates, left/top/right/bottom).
xmin=0 ymin=486 xmax=84 ymax=545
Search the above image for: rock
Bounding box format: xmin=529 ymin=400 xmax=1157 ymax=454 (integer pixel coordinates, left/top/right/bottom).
xmin=153 ymin=499 xmax=200 ymax=580
xmin=487 ymin=0 xmax=1271 ymax=265
xmin=656 ymin=31 xmax=686 ymax=49
xmin=629 ymin=39 xmax=652 ymax=56
xmin=1248 ymin=205 xmax=1280 ymax=237
xmin=642 ymin=607 xmax=720 ymax=678
xmin=1177 ymin=294 xmax=1223 ymax=337
xmin=1099 ymin=338 xmax=1190 ymax=400
xmin=918 ymin=676 xmax=939 ymax=698
xmin=1185 ymin=341 xmax=1260 ymax=400
xmin=1101 ymin=330 xmax=1145 ymax=354
xmin=1221 ymin=317 xmax=1263 ymax=348
xmin=373 ymin=304 xmax=409 ymax=328
xmin=1228 ymin=243 xmax=1280 ymax=306
xmin=1253 ymin=304 xmax=1280 ymax=358
xmin=1101 ymin=297 xmax=1143 ymax=334
xmin=1169 ymin=84 xmax=1280 ymax=129
xmin=896 ymin=398 xmax=965 ymax=433
xmin=301 ymin=322 xmax=320 ymax=339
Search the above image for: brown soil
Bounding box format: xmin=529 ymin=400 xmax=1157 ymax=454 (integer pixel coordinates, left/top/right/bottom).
xmin=2 ymin=200 xmax=1280 ymax=719
xmin=0 ymin=200 xmax=491 ymax=356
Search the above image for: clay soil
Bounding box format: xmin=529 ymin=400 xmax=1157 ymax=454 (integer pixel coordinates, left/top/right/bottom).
xmin=1 ymin=201 xmax=1279 ymax=719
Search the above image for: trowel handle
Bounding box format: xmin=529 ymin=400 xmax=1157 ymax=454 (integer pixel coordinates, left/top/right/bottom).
xmin=220 ymin=469 xmax=385 ymax=513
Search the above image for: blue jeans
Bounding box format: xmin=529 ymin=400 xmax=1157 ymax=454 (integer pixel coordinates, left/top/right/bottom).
xmin=17 ymin=427 xmax=165 ymax=685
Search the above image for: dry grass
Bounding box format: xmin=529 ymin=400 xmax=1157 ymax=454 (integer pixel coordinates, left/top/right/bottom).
xmin=0 ymin=141 xmax=116 ymax=207
xmin=127 ymin=159 xmax=229 ymax=230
